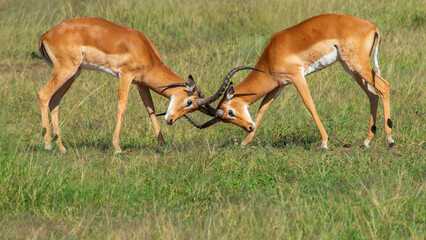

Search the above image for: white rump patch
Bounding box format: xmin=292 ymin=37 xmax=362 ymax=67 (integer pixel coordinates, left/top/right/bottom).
xmin=303 ymin=47 xmax=338 ymax=76
xmin=81 ymin=61 xmax=120 ymax=78
xmin=374 ymin=43 xmax=381 ymax=76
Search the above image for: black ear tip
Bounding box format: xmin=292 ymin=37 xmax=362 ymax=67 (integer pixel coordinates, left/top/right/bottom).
xmin=188 ymin=74 xmax=193 ymax=79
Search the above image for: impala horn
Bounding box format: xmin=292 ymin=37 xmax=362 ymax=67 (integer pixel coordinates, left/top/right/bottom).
xmin=156 ymin=83 xmax=186 ymax=88
xmin=184 ymin=114 xmax=222 ymax=129
xmin=196 ymin=66 xmax=263 ymax=106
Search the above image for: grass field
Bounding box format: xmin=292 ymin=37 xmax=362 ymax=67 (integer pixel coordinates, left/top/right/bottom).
xmin=0 ymin=0 xmax=425 ymax=238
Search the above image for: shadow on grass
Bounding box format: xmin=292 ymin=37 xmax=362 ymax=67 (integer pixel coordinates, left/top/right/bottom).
xmin=266 ymin=134 xmax=321 ymax=150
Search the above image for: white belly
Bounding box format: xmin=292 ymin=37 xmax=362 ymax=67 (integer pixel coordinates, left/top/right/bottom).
xmin=81 ymin=61 xmax=120 ymax=78
xmin=303 ymin=48 xmax=338 ymax=76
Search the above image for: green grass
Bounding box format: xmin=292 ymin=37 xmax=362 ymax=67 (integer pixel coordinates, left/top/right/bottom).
xmin=0 ymin=0 xmax=425 ymax=238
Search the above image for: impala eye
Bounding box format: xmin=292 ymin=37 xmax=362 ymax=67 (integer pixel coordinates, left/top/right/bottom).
xmin=228 ymin=109 xmax=234 ymax=117
xmin=187 ymin=99 xmax=193 ymax=107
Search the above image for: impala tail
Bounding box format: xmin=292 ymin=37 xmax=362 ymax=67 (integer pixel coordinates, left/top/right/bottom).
xmin=38 ymin=41 xmax=53 ymax=68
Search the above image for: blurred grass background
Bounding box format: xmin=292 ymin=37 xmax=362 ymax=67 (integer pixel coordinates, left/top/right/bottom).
xmin=0 ymin=0 xmax=424 ymax=238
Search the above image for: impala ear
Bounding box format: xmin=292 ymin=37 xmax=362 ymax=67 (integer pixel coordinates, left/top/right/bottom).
xmin=225 ymin=82 xmax=234 ymax=101
xmin=185 ymin=75 xmax=196 ymax=92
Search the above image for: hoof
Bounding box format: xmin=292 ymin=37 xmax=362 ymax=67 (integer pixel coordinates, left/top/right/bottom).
xmin=45 ymin=144 xmax=52 ymax=150
xmin=59 ymin=146 xmax=67 ymax=153
xmin=389 ymin=142 xmax=395 ymax=148
xmin=114 ymin=150 xmax=122 ymax=156
xmin=241 ymin=138 xmax=249 ymax=147
xmin=363 ymin=140 xmax=371 ymax=148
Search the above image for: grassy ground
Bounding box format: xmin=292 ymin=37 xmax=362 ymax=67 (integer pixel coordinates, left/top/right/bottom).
xmin=0 ymin=0 xmax=424 ymax=239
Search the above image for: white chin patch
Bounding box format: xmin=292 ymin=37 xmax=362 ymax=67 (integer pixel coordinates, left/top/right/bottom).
xmin=164 ymin=113 xmax=170 ymax=122
xmin=243 ymin=104 xmax=254 ymax=123
xmin=165 ymin=96 xmax=175 ymax=122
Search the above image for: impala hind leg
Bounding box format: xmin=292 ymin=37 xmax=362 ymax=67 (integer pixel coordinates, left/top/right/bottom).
xmin=242 ymin=85 xmax=286 ymax=146
xmin=112 ymin=74 xmax=133 ymax=155
xmin=38 ymin=67 xmax=80 ymax=150
xmin=50 ymin=69 xmax=81 ymax=153
xmin=292 ymin=74 xmax=328 ymax=149
xmin=137 ymin=85 xmax=165 ymax=145
xmin=341 ymin=64 xmax=379 ymax=147
xmin=359 ymin=69 xmax=394 ymax=147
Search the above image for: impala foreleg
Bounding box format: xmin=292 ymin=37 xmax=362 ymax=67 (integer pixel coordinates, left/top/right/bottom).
xmin=137 ymin=85 xmax=165 ymax=145
xmin=112 ymin=74 xmax=133 ymax=155
xmin=242 ymin=85 xmax=285 ymax=146
xmin=292 ymin=75 xmax=328 ymax=149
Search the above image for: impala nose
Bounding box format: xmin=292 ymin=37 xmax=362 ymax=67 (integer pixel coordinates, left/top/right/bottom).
xmin=165 ymin=113 xmax=173 ymax=125
xmin=248 ymin=126 xmax=254 ymax=132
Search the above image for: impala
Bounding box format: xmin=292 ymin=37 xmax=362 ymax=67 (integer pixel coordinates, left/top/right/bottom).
xmin=37 ymin=17 xmax=240 ymax=154
xmin=188 ymin=14 xmax=394 ymax=149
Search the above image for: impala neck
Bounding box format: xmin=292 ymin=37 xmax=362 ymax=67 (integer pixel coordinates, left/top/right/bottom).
xmin=234 ymin=66 xmax=278 ymax=105
xmin=145 ymin=63 xmax=187 ymax=98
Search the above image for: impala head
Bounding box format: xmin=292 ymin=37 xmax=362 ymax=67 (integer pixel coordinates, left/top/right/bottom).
xmin=161 ymin=75 xmax=201 ymax=125
xmin=183 ymin=66 xmax=263 ymax=132
xmin=217 ymin=82 xmax=255 ymax=132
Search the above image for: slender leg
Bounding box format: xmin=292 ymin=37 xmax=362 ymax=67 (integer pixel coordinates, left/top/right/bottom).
xmin=341 ymin=62 xmax=379 ymax=147
xmin=50 ymin=68 xmax=81 ymax=153
xmin=292 ymin=74 xmax=328 ymax=149
xmin=112 ymin=74 xmax=133 ymax=155
xmin=136 ymin=85 xmax=165 ymax=145
xmin=242 ymin=85 xmax=286 ymax=145
xmin=38 ymin=67 xmax=79 ymax=150
xmin=359 ymin=69 xmax=394 ymax=147
xmin=339 ymin=35 xmax=393 ymax=148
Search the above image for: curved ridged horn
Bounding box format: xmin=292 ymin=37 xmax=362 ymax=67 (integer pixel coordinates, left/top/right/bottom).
xmin=184 ymin=114 xmax=221 ymax=129
xmin=194 ymin=86 xmax=221 ymax=117
xmin=196 ymin=66 xmax=263 ymax=106
xmin=156 ymin=83 xmax=186 ymax=88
